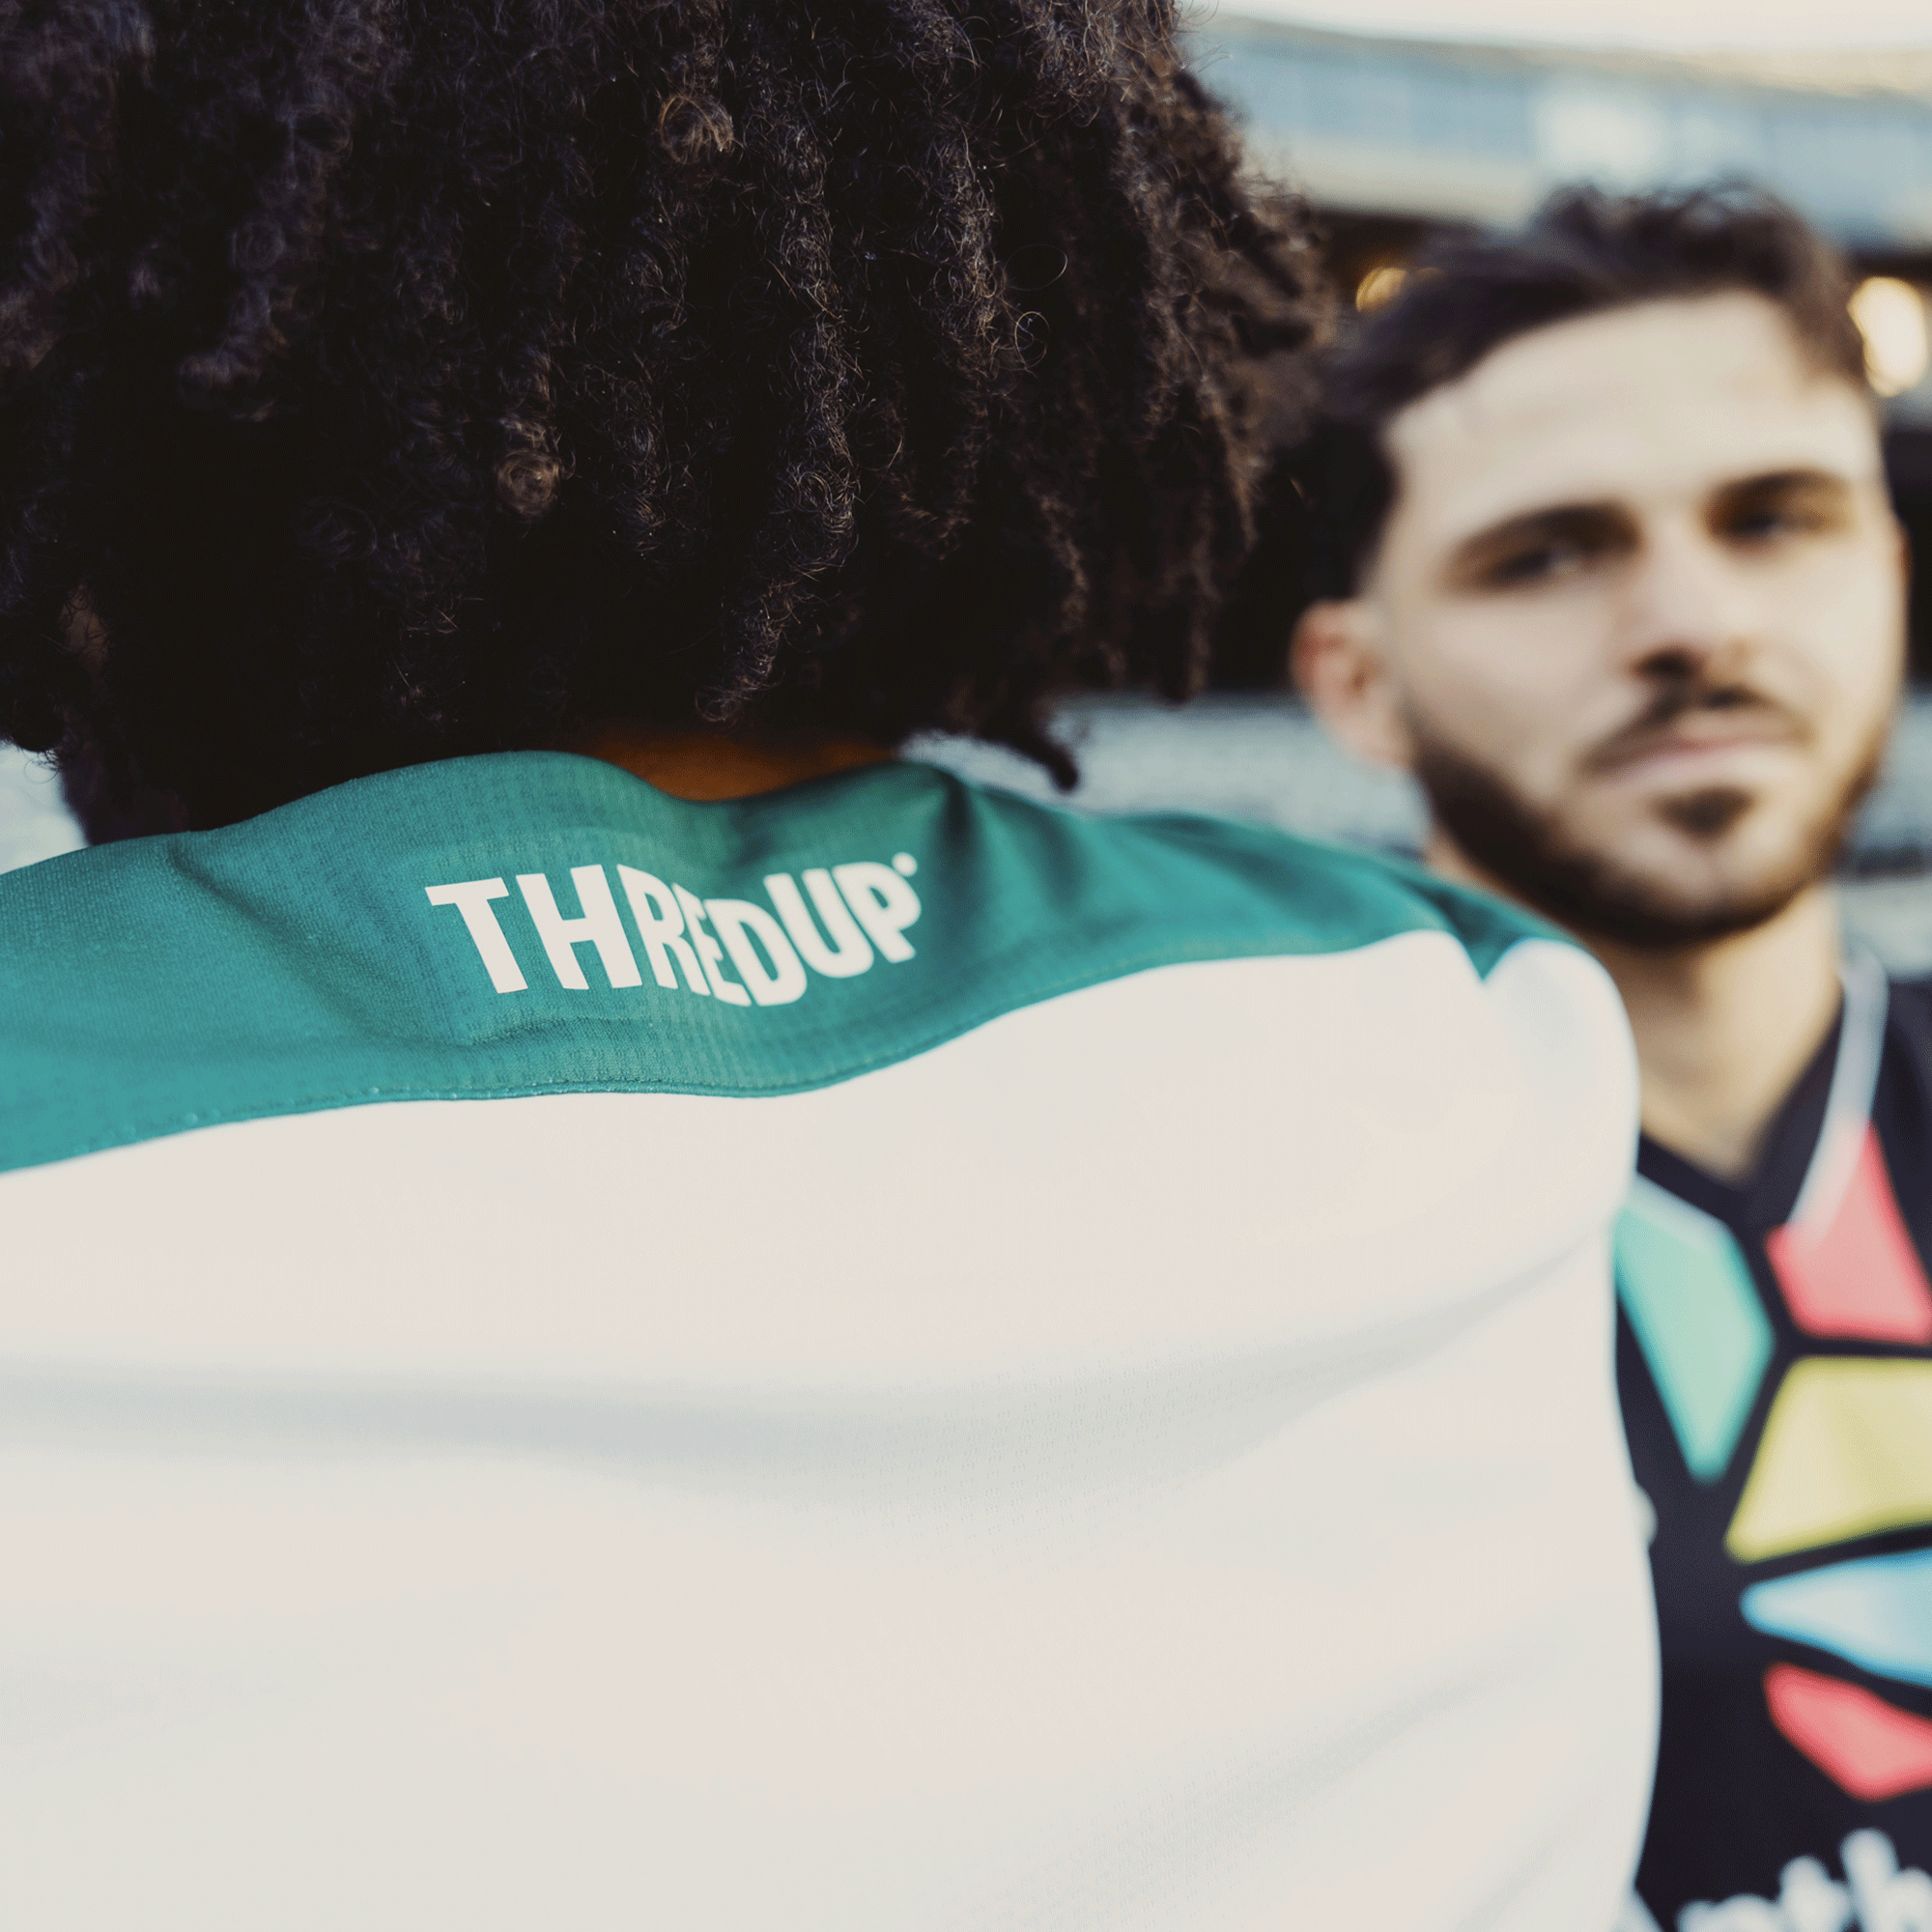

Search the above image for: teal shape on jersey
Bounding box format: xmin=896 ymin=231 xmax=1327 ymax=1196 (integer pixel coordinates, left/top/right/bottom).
xmin=1747 ymin=1538 xmax=1932 ymax=1692
xmin=1616 ymin=1177 xmax=1774 ymax=1482
xmin=1745 ymin=1550 xmax=1932 ymax=1690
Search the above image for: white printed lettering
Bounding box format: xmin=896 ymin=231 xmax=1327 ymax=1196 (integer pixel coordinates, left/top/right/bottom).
xmin=1680 ymin=1898 xmax=1786 ymax=1931
xmin=708 ymin=899 xmax=808 ymax=1006
xmin=1674 ymin=1833 xmax=1926 ymax=1932
xmin=617 ymin=866 xmax=708 ymax=994
xmin=1847 ymin=1831 xmax=1932 ymax=1932
xmin=425 ymin=878 xmax=527 ymax=994
xmin=516 ymin=866 xmax=643 ymax=990
xmin=433 ymin=850 xmax=923 ymax=1008
xmin=674 ymin=884 xmax=751 ymax=1005
xmin=1779 ymin=1857 xmax=1853 ymax=1932
xmin=764 ymin=869 xmax=873 ymax=978
xmin=834 ymin=861 xmax=921 ymax=962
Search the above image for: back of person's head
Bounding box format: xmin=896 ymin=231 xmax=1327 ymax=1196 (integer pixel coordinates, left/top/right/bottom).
xmin=1300 ymin=185 xmax=1865 ymax=601
xmin=0 ymin=0 xmax=1320 ymax=828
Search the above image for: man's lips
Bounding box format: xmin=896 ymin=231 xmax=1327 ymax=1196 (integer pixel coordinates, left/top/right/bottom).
xmin=1585 ymin=712 xmax=1806 ymax=777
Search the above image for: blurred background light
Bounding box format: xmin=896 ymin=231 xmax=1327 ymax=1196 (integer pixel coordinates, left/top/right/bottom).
xmin=1852 ymin=277 xmax=1931 ymax=398
xmin=1354 ymin=265 xmax=1407 ymax=310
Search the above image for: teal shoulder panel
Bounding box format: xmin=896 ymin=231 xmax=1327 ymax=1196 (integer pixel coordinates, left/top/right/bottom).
xmin=0 ymin=752 xmax=1557 ymax=1173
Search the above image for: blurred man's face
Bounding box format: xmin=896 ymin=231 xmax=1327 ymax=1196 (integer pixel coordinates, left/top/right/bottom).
xmin=1301 ymin=293 xmax=1908 ymax=947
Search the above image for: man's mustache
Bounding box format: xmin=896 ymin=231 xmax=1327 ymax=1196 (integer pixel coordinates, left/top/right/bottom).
xmin=1582 ymin=677 xmax=1809 ymax=775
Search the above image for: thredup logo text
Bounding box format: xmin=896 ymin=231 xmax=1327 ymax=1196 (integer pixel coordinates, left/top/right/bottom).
xmin=425 ymin=855 xmax=922 ymax=1007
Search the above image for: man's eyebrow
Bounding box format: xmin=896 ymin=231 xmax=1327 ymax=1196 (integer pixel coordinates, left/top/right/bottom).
xmin=1446 ymin=501 xmax=1631 ymax=570
xmin=1713 ymin=466 xmax=1857 ymax=499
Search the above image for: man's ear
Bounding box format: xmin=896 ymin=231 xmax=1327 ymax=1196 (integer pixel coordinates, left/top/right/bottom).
xmin=1291 ymin=598 xmax=1414 ymax=770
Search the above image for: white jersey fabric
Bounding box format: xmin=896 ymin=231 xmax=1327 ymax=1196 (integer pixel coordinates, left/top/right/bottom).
xmin=0 ymin=750 xmax=1657 ymax=1930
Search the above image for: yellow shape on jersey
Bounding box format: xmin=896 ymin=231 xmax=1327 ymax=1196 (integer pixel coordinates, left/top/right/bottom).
xmin=1728 ymin=1358 xmax=1932 ymax=1562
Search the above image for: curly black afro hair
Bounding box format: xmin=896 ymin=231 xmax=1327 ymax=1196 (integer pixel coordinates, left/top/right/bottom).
xmin=0 ymin=0 xmax=1321 ymax=829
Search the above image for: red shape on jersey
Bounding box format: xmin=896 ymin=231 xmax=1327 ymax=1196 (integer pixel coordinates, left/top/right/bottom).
xmin=1765 ymin=1662 xmax=1932 ymax=1800
xmin=1766 ymin=1127 xmax=1932 ymax=1345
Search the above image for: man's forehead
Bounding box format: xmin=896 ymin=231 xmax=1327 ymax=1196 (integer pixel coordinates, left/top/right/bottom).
xmin=1382 ymin=292 xmax=1882 ymax=550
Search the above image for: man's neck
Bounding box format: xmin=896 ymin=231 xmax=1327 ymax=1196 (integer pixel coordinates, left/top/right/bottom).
xmin=558 ymin=721 xmax=895 ymax=802
xmin=1429 ymin=833 xmax=1844 ymax=1182
xmin=1588 ymin=886 xmax=1844 ymax=1182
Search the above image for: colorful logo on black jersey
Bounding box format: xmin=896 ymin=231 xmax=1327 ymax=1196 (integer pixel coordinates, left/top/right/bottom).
xmin=1618 ymin=1127 xmax=1932 ymax=1803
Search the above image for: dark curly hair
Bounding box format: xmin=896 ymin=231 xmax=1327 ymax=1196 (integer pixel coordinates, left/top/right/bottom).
xmin=1294 ymin=185 xmax=1865 ymax=603
xmin=0 ymin=0 xmax=1321 ymax=829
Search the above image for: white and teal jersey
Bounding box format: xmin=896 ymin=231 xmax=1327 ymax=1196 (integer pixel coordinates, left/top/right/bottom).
xmin=0 ymin=751 xmax=1655 ymax=1932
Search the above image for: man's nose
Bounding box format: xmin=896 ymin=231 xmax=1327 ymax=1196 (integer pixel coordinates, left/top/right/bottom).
xmin=1618 ymin=523 xmax=1758 ymax=685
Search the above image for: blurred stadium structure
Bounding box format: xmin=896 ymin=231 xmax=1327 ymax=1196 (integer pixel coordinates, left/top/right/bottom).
xmin=1191 ymin=13 xmax=1932 ymax=688
xmin=1195 ymin=17 xmax=1932 ymax=250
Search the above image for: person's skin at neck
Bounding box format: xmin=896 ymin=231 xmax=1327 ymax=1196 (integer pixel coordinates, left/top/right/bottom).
xmin=1297 ymin=292 xmax=1908 ymax=1180
xmin=560 ymin=720 xmax=894 ymax=801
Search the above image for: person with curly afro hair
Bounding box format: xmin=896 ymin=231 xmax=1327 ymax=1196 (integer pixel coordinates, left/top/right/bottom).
xmin=2 ymin=0 xmax=1317 ymax=821
xmin=0 ymin=7 xmax=1660 ymax=1929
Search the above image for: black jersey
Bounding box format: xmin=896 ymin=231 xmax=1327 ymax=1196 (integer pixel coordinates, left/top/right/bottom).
xmin=1620 ymin=962 xmax=1932 ymax=1928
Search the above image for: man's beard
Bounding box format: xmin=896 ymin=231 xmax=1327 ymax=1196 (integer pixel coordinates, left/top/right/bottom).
xmin=1406 ymin=698 xmax=1887 ymax=952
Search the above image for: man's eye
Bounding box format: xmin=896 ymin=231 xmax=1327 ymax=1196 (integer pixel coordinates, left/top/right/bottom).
xmin=1727 ymin=505 xmax=1811 ymax=543
xmin=1724 ymin=491 xmax=1841 ymax=544
xmin=1486 ymin=539 xmax=1584 ymax=586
